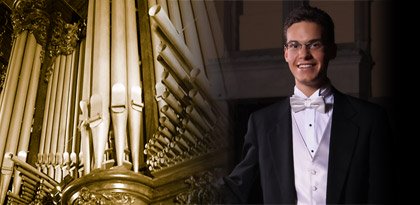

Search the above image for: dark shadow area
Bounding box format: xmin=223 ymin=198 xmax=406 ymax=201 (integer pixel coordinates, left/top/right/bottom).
xmin=228 ymin=97 xmax=285 ymax=165
xmin=387 ymin=1 xmax=404 ymax=203
xmin=227 ymin=97 xmax=285 ymax=203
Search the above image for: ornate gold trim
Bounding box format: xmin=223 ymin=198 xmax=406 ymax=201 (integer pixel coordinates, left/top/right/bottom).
xmin=175 ymin=170 xmax=222 ymax=204
xmin=0 ymin=64 xmax=5 ymax=93
xmin=74 ymin=187 xmax=135 ymax=205
xmin=48 ymin=12 xmax=82 ymax=57
xmin=61 ymin=168 xmax=153 ymax=205
xmin=11 ymin=0 xmax=49 ymax=46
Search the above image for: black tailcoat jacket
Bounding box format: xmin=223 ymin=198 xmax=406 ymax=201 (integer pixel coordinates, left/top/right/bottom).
xmin=221 ymin=89 xmax=394 ymax=204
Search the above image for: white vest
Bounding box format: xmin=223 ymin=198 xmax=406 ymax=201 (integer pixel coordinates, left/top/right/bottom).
xmin=292 ymin=115 xmax=332 ymax=205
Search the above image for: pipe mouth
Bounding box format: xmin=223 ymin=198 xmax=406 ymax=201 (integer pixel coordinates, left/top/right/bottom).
xmin=159 ymin=116 xmax=167 ymax=124
xmin=188 ymin=89 xmax=197 ymax=97
xmin=162 ymin=91 xmax=169 ymax=98
xmin=186 ymin=105 xmax=193 ymax=113
xmin=161 ymin=105 xmax=168 ymax=112
xmin=148 ymin=5 xmax=161 ymax=16
xmin=161 ymin=70 xmax=169 ymax=79
xmin=158 ymin=43 xmax=167 ymax=52
xmin=190 ymin=68 xmax=200 ymax=78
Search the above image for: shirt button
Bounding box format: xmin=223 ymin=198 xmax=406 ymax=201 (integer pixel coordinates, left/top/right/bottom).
xmin=312 ymin=186 xmax=318 ymax=191
xmin=310 ymin=170 xmax=317 ymax=175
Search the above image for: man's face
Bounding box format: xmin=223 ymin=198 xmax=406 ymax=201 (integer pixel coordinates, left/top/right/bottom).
xmin=284 ymin=21 xmax=334 ymax=89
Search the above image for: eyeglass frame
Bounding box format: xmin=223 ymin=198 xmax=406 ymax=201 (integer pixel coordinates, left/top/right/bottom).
xmin=284 ymin=39 xmax=325 ymax=53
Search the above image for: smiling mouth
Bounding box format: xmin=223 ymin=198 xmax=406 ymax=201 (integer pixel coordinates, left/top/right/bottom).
xmin=297 ymin=63 xmax=315 ymax=69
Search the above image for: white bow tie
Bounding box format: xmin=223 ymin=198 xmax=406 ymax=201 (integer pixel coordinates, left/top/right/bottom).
xmin=290 ymin=95 xmax=326 ymax=113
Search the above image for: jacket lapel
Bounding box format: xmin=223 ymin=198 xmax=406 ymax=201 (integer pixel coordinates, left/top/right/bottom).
xmin=326 ymin=91 xmax=359 ymax=203
xmin=267 ymin=100 xmax=297 ymax=202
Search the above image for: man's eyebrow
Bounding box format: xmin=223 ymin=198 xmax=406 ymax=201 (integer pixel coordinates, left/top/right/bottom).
xmin=286 ymin=39 xmax=323 ymax=44
xmin=306 ymin=39 xmax=323 ymax=43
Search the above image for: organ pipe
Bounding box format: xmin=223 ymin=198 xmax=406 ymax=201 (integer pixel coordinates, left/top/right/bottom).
xmin=111 ymin=0 xmax=128 ymax=167
xmin=126 ymin=0 xmax=144 ymax=173
xmin=90 ymin=0 xmax=110 ymax=170
xmin=0 ymin=33 xmax=39 ymax=203
xmin=12 ymin=41 xmax=43 ymax=195
xmin=0 ymin=31 xmax=28 ymax=167
xmin=0 ymin=0 xmax=230 ymax=203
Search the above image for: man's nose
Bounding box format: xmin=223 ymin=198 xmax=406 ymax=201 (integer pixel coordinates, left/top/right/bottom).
xmin=298 ymin=45 xmax=312 ymax=58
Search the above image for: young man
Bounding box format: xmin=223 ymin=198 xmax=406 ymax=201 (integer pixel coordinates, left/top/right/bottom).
xmin=219 ymin=5 xmax=393 ymax=204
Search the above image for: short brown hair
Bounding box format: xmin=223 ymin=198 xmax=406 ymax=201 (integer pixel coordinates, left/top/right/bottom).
xmin=283 ymin=5 xmax=335 ymax=45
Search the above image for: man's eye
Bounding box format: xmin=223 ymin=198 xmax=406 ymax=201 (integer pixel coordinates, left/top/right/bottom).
xmin=309 ymin=42 xmax=322 ymax=49
xmin=288 ymin=43 xmax=300 ymax=49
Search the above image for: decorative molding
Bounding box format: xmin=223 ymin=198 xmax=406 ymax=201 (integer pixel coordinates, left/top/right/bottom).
xmin=48 ymin=12 xmax=82 ymax=57
xmin=175 ymin=170 xmax=222 ymax=204
xmin=1 ymin=3 xmax=15 ymax=65
xmin=44 ymin=12 xmax=83 ymax=81
xmin=44 ymin=63 xmax=54 ymax=82
xmin=47 ymin=12 xmax=66 ymax=57
xmin=73 ymin=187 xmax=135 ymax=205
xmin=11 ymin=0 xmax=49 ymax=46
xmin=0 ymin=18 xmax=6 ymax=57
xmin=61 ymin=168 xmax=154 ymax=204
xmin=0 ymin=64 xmax=5 ymax=93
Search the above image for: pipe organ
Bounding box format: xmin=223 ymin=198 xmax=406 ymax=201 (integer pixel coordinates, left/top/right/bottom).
xmin=0 ymin=0 xmax=230 ymax=204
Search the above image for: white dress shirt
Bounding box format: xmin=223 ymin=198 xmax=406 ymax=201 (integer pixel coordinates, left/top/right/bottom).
xmin=291 ymin=85 xmax=334 ymax=205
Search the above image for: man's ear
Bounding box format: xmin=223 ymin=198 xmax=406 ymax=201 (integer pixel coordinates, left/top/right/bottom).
xmin=284 ymin=47 xmax=288 ymax=62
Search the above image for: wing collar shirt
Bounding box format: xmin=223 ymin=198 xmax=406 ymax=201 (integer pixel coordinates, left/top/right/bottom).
xmin=291 ymin=85 xmax=334 ymax=205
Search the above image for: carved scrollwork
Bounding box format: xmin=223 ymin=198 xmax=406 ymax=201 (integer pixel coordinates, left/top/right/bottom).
xmin=175 ymin=171 xmax=222 ymax=204
xmin=0 ymin=13 xmax=8 ymax=57
xmin=48 ymin=12 xmax=83 ymax=57
xmin=13 ymin=0 xmax=47 ymax=11
xmin=73 ymin=187 xmax=135 ymax=205
xmin=44 ymin=12 xmax=83 ymax=80
xmin=11 ymin=0 xmax=49 ymax=46
xmin=0 ymin=64 xmax=6 ymax=93
xmin=47 ymin=12 xmax=65 ymax=57
xmin=44 ymin=63 xmax=54 ymax=82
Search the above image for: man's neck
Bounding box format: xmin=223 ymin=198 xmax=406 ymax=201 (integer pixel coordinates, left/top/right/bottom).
xmin=296 ymin=85 xmax=321 ymax=97
xmin=296 ymin=79 xmax=330 ymax=97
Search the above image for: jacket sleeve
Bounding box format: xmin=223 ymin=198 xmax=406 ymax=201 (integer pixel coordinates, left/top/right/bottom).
xmin=218 ymin=113 xmax=260 ymax=203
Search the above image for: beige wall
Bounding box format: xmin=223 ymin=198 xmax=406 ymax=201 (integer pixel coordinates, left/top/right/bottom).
xmin=239 ymin=1 xmax=283 ymax=50
xmin=310 ymin=0 xmax=355 ymax=43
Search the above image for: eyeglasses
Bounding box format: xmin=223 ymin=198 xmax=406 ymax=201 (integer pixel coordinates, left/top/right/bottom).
xmin=284 ymin=40 xmax=324 ymax=53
